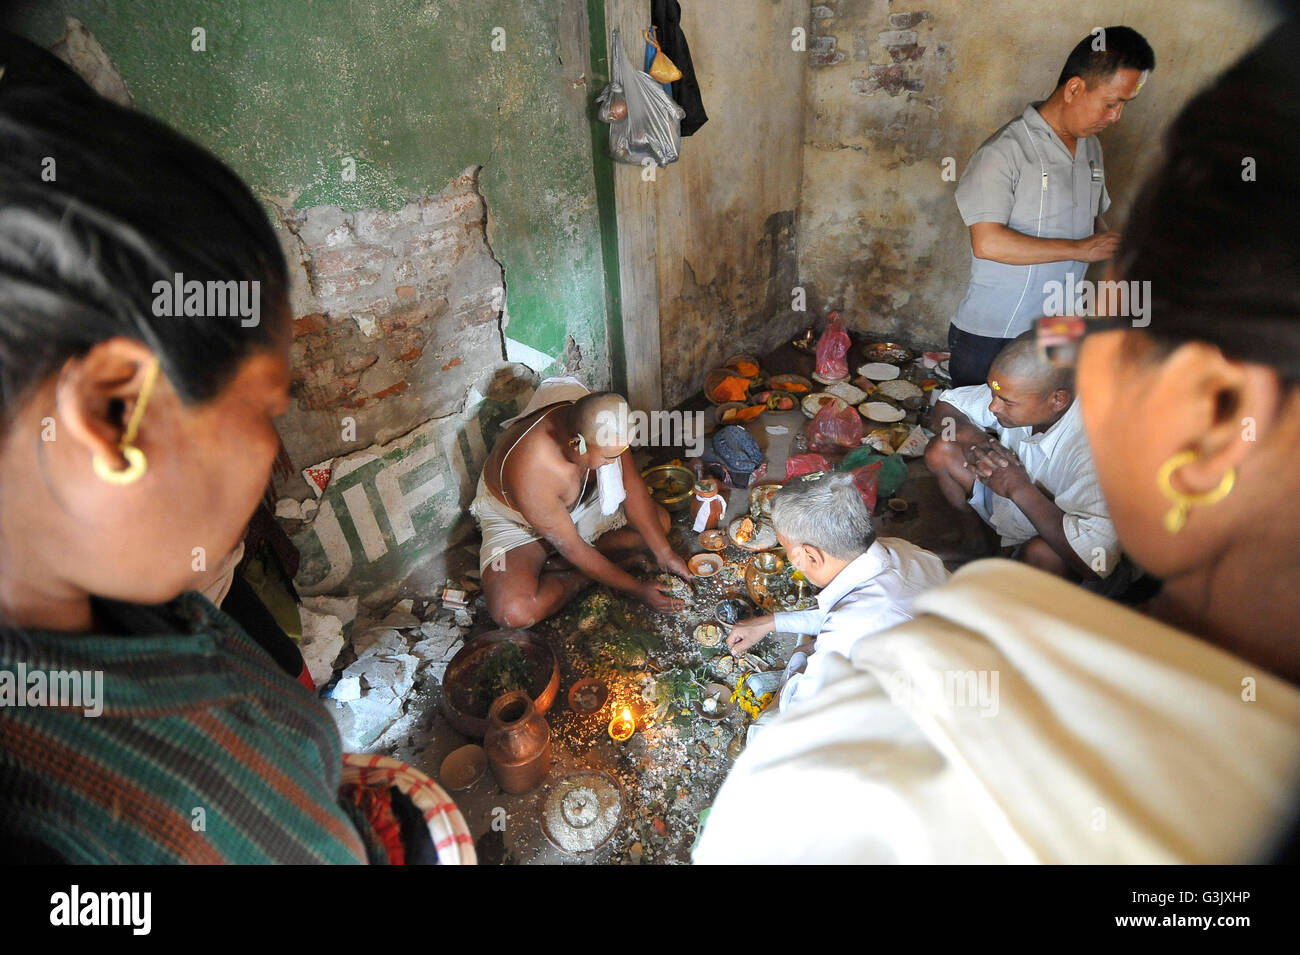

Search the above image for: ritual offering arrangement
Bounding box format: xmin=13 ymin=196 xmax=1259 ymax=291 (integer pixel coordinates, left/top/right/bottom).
xmin=748 ymin=481 xmax=782 ymax=520
xmin=860 ymin=400 xmax=907 ymax=423
xmin=824 ymin=380 xmax=868 ymax=404
xmin=767 ymin=373 xmax=813 ymax=394
xmin=641 ymin=463 xmax=695 ymax=511
xmin=801 ymin=392 xmax=848 ymax=419
xmin=876 ymin=378 xmax=925 ymax=404
xmin=540 ymin=771 xmax=623 ymax=855
xmin=714 ymin=595 xmax=757 ymax=631
xmin=724 ymin=354 xmax=762 ymax=378
xmin=689 ymin=478 xmax=728 ymax=532
xmin=696 ymin=683 xmax=735 ymax=721
xmin=862 ymin=423 xmax=913 ymax=454
xmin=442 ymin=630 xmax=561 ymax=738
xmin=567 ymin=678 xmax=610 ymax=716
xmin=858 ymin=361 xmax=902 ymax=381
xmin=693 ymin=622 xmax=723 ymax=647
xmin=657 ymin=573 xmax=693 ymax=601
xmin=728 ymin=514 xmax=778 ymax=551
xmin=688 ymin=553 xmax=723 ymax=577
xmin=861 ymin=341 xmax=915 ymax=364
xmin=717 ymin=403 xmax=765 ymax=425
xmin=745 ymin=552 xmax=817 ymax=612
xmin=705 ymin=367 xmax=753 ymax=404
xmin=697 ymin=528 xmax=728 ymax=551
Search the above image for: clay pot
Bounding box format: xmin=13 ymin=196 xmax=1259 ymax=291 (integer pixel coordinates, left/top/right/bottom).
xmin=689 ymin=478 xmax=727 ymax=531
xmin=484 ymin=691 xmax=552 ymax=794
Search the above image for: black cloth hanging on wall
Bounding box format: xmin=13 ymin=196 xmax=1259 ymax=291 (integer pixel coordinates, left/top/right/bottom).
xmin=650 ymin=0 xmax=707 ymax=136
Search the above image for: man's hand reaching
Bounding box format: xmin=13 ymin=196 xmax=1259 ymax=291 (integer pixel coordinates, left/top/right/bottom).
xmin=656 ymin=549 xmax=691 ymax=582
xmin=638 ymin=578 xmax=684 ymax=614
xmin=726 ymin=615 xmax=775 ymax=656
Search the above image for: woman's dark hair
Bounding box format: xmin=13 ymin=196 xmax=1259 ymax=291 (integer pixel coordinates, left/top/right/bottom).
xmin=1114 ymin=18 xmax=1300 ymax=382
xmin=1056 ymin=25 xmax=1155 ymax=90
xmin=0 ymin=32 xmax=288 ymax=422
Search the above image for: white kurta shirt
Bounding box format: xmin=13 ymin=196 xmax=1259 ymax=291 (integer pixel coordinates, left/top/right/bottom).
xmin=695 ymin=560 xmax=1300 ymax=864
xmin=941 ymin=384 xmax=1119 ymax=576
xmin=772 ymin=538 xmax=949 ymax=711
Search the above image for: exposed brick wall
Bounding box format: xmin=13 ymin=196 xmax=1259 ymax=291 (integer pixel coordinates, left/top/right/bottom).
xmin=282 ymin=167 xmax=506 ymax=423
xmin=809 ymin=4 xmax=847 ymax=68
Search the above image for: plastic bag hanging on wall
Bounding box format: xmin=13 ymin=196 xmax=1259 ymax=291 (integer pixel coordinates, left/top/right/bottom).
xmin=596 ymin=82 xmax=627 ymax=122
xmin=608 ymin=27 xmax=685 ymax=167
xmin=643 ymin=27 xmax=681 ymax=89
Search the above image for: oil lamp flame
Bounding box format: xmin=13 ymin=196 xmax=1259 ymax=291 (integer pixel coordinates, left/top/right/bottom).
xmin=608 ymin=706 xmax=635 ymax=742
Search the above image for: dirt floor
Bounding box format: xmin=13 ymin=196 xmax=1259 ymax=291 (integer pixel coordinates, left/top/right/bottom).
xmin=373 ymin=333 xmax=997 ymax=864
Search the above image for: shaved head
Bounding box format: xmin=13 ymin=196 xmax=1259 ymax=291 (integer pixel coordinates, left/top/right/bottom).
xmin=990 ymin=331 xmax=1075 ymax=397
xmin=569 ymin=392 xmax=631 ymax=451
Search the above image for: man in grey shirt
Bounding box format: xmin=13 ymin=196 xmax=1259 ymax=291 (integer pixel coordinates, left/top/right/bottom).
xmin=947 ymin=26 xmax=1155 ymax=386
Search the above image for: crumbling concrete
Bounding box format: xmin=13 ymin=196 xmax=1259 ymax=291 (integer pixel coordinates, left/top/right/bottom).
xmin=323 ymin=609 xmax=471 ymax=751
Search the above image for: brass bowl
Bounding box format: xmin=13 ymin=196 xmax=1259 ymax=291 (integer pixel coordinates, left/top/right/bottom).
xmin=752 ymin=552 xmax=785 ymax=575
xmin=641 ymin=464 xmax=696 ymax=512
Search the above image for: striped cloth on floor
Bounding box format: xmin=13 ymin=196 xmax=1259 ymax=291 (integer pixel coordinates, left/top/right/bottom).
xmin=0 ymin=591 xmax=367 ymax=864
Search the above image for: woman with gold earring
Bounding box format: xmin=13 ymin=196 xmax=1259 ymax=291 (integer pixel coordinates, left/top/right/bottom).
xmin=1075 ymin=41 xmax=1300 ymax=685
xmin=0 ymin=37 xmax=468 ymax=864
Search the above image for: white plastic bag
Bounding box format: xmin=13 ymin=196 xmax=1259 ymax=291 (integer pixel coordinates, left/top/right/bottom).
xmin=608 ymin=28 xmax=685 ymax=166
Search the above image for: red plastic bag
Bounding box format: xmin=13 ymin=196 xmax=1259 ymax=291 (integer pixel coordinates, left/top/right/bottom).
xmin=783 ymin=453 xmax=832 ymax=479
xmin=815 ymin=312 xmax=850 ymax=381
xmin=848 ymin=461 xmax=882 ymax=512
xmin=805 ymin=401 xmax=863 ymax=454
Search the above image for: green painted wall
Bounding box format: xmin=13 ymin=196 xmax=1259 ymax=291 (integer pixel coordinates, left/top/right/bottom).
xmin=13 ymin=0 xmax=610 ymax=367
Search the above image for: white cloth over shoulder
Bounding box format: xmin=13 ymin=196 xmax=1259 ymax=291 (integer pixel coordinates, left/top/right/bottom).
xmin=772 ymin=538 xmax=949 ymax=711
xmin=694 ymin=559 xmax=1300 ymax=864
xmin=942 ymin=385 xmax=1118 ymax=575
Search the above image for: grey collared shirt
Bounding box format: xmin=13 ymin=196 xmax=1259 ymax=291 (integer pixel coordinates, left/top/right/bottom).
xmin=950 ymin=103 xmax=1111 ymax=339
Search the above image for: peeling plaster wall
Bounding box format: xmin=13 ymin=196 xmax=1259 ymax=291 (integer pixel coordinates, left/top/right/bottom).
xmin=799 ymin=0 xmax=1282 ymax=348
xmin=647 ymin=1 xmax=809 ymax=408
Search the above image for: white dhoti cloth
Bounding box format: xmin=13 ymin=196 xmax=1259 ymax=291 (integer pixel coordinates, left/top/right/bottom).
xmin=471 ymin=377 xmax=628 ymax=573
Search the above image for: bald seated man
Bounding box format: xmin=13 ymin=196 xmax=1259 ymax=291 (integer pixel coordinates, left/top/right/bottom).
xmin=925 ymin=331 xmax=1119 ymax=581
xmin=469 ymin=379 xmax=690 ymax=627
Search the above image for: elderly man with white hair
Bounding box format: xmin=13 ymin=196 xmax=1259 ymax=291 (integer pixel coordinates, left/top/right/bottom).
xmin=726 ymin=472 xmax=949 ymax=711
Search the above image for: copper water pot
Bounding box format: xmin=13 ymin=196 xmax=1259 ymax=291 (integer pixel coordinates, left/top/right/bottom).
xmin=484 ymin=691 xmax=551 ymax=794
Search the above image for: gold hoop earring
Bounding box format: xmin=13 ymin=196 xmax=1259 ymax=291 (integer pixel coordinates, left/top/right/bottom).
xmin=1156 ymin=449 xmax=1235 ymax=534
xmin=93 ymin=445 xmax=147 ymax=485
xmin=90 ymin=356 xmax=160 ymax=487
